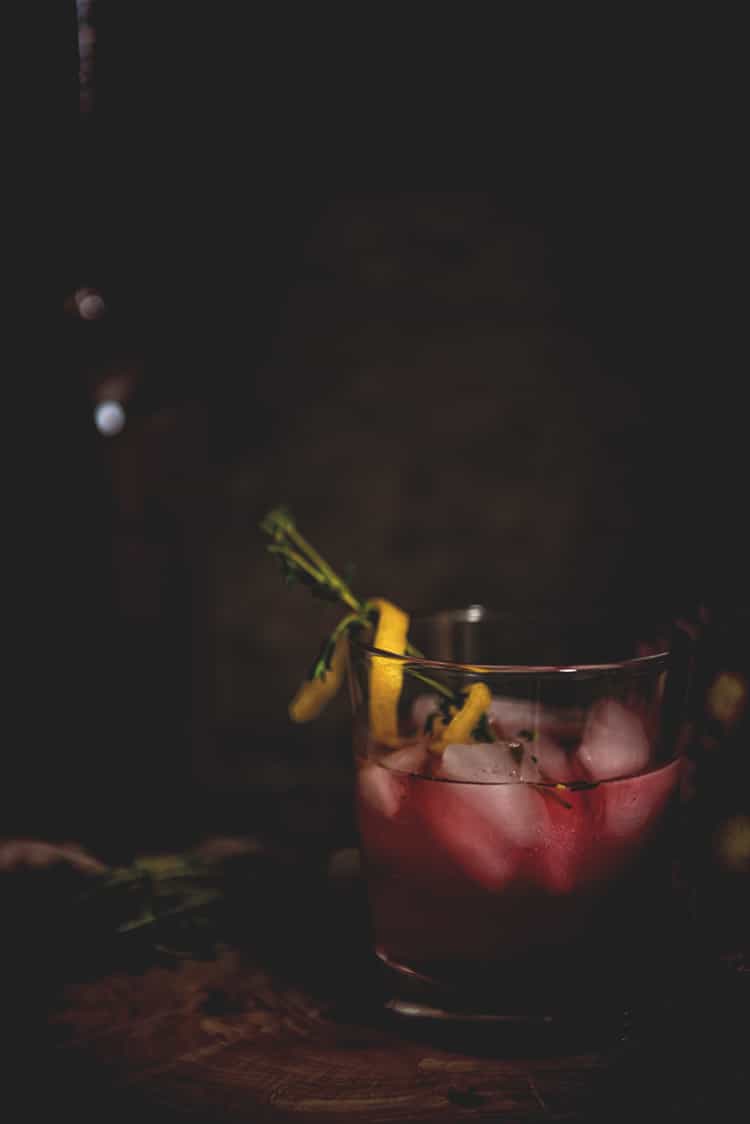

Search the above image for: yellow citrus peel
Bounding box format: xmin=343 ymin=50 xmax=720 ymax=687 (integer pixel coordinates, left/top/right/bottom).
xmin=427 ymin=681 xmax=492 ymax=755
xmin=289 ymin=631 xmax=350 ymax=723
xmin=368 ymin=598 xmax=410 ymax=743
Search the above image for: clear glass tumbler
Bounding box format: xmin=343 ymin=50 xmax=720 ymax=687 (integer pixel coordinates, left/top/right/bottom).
xmin=348 ymin=607 xmax=686 ymax=1032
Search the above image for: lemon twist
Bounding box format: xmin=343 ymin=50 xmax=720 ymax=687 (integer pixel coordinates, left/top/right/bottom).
xmin=261 ymin=508 xmax=494 ymax=746
xmin=289 ymin=631 xmax=350 ymax=722
xmin=428 ymin=681 xmax=492 ymax=754
xmin=368 ymin=598 xmax=410 ymax=743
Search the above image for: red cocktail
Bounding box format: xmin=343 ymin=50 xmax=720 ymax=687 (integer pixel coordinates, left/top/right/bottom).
xmin=350 ymin=610 xmax=684 ymax=1024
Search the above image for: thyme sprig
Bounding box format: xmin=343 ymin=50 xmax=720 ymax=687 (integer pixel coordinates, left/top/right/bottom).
xmin=261 ymin=506 xmax=361 ymax=612
xmin=261 ymin=506 xmax=464 ymax=712
xmin=72 ymin=853 xmax=222 ymax=934
xmin=259 ymin=509 xmax=604 ymax=789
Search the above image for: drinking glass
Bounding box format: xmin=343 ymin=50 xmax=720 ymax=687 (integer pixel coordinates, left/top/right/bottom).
xmin=348 ymin=607 xmax=687 ymax=1032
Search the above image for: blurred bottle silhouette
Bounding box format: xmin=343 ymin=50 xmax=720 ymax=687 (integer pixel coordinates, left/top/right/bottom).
xmin=5 ymin=1 xmax=206 ymax=859
xmin=3 ymin=2 xmax=112 ymax=845
xmin=4 ymin=2 xmax=326 ymax=859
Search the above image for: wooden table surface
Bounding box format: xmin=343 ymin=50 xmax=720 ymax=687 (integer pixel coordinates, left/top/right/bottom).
xmin=3 ymin=845 xmax=748 ymax=1124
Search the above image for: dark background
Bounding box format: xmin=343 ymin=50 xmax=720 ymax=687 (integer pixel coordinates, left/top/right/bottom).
xmin=8 ymin=5 xmax=748 ymax=881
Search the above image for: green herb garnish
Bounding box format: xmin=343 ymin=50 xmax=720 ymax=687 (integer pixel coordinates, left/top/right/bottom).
xmin=261 ymin=506 xmax=459 ymax=707
xmin=471 ymin=711 xmax=497 ymax=743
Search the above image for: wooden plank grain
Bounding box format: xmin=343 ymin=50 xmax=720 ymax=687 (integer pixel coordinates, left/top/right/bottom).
xmin=12 ymin=859 xmax=749 ymax=1124
xmin=45 ymin=947 xmax=611 ymax=1122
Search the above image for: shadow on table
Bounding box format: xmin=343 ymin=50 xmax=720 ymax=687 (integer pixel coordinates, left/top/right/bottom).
xmin=1 ymin=835 xmax=748 ymax=1123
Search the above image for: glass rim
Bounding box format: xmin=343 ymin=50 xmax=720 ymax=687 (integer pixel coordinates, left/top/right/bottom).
xmin=353 ymin=604 xmax=671 ymax=676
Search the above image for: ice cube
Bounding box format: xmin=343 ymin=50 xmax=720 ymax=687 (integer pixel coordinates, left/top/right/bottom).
xmin=356 ymin=742 xmax=428 ymax=820
xmin=577 ymin=699 xmax=650 ymax=781
xmin=415 ymin=779 xmax=549 ymax=890
xmin=380 ymin=742 xmax=430 ymax=776
xmin=485 ymin=783 xmax=549 ymax=849
xmin=486 ymin=696 xmax=578 ymax=783
xmin=437 ymin=741 xmax=542 ymax=783
xmin=488 ymin=695 xmax=537 ymax=733
xmin=490 ymin=695 xmax=584 ymax=747
xmin=412 ymin=695 xmax=568 ymax=782
xmin=527 ymin=736 xmax=577 ymax=783
xmin=357 ymin=761 xmax=404 ymax=819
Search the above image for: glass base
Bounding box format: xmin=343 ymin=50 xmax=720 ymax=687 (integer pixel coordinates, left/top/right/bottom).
xmin=375 ymin=948 xmax=648 ymax=1051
